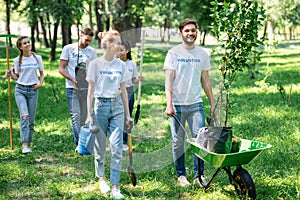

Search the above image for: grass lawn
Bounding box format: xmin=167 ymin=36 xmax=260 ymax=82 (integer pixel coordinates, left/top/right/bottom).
xmin=0 ymin=37 xmax=299 ymax=199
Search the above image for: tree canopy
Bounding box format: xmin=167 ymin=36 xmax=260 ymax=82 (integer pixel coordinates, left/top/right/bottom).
xmin=1 ymin=0 xmax=299 ymax=60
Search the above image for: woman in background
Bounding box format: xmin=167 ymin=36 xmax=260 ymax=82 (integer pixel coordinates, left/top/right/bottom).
xmin=6 ymin=36 xmax=44 ymax=154
xmin=118 ymin=41 xmax=143 ymax=151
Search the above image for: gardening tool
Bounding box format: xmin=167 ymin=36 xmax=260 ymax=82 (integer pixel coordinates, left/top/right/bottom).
xmin=0 ymin=33 xmax=19 ymax=150
xmin=126 ymin=120 xmax=137 ymax=186
xmin=134 ymin=30 xmax=145 ymax=125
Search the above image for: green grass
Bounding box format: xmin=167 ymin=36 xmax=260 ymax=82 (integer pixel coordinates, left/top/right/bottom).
xmin=0 ymin=38 xmax=299 ymax=199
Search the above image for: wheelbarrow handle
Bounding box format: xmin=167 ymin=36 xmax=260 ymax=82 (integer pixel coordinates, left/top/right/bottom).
xmin=172 ymin=114 xmax=192 ymax=142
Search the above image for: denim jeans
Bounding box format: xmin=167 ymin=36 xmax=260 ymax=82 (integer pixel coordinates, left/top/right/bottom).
xmin=66 ymin=88 xmax=87 ymax=144
xmin=170 ymin=102 xmax=205 ymax=179
xmin=93 ymin=95 xmax=124 ymax=185
xmin=123 ymin=86 xmax=134 ymax=144
xmin=15 ymin=84 xmax=38 ymax=143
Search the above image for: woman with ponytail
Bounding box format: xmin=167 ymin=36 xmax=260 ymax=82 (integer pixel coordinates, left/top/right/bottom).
xmin=86 ymin=30 xmax=131 ymax=199
xmin=6 ymin=36 xmax=44 ymax=154
xmin=118 ymin=41 xmax=143 ymax=151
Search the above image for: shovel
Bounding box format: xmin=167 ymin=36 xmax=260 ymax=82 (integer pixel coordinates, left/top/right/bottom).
xmin=0 ymin=33 xmax=18 ymax=150
xmin=134 ymin=30 xmax=145 ymax=125
xmin=126 ymin=120 xmax=137 ymax=186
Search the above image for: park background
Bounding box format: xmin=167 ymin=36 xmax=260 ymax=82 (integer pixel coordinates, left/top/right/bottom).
xmin=0 ymin=0 xmax=300 ymax=199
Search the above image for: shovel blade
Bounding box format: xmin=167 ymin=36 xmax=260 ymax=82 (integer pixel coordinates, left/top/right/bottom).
xmin=128 ymin=166 xmax=137 ymax=186
xmin=134 ymin=105 xmax=141 ymax=125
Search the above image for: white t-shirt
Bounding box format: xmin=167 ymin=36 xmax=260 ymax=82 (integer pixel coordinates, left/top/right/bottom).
xmin=124 ymin=59 xmax=138 ymax=87
xmin=60 ymin=43 xmax=97 ymax=88
xmin=14 ymin=54 xmax=44 ymax=86
xmin=87 ymin=56 xmax=131 ymax=98
xmin=164 ymin=44 xmax=211 ymax=105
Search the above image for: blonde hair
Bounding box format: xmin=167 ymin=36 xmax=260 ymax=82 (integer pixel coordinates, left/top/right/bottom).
xmin=98 ymin=30 xmax=120 ymax=49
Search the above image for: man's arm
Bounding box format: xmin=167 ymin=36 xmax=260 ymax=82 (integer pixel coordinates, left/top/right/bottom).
xmin=165 ymin=69 xmax=175 ymax=116
xmin=58 ymin=59 xmax=77 ymax=86
xmin=201 ymin=70 xmax=215 ymax=117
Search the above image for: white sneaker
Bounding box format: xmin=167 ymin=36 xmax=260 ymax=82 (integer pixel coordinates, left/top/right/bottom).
xmin=99 ymin=180 xmax=110 ymax=194
xmin=22 ymin=146 xmax=32 ymax=154
xmin=122 ymin=144 xmax=129 ymax=151
xmin=110 ymin=188 xmax=124 ymax=199
xmin=177 ymin=175 xmax=191 ymax=187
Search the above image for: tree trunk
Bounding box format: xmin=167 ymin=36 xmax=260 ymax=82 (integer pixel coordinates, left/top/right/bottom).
xmin=39 ymin=16 xmax=50 ymax=48
xmin=5 ymin=0 xmax=12 ymax=47
xmin=289 ymin=27 xmax=293 ymax=40
xmin=88 ymin=1 xmax=93 ymax=31
xmin=46 ymin=13 xmax=52 ymax=48
xmin=35 ymin=23 xmax=40 ymax=42
xmin=160 ymin=27 xmax=164 ymax=42
xmin=95 ymin=0 xmax=104 ymax=48
xmin=105 ymin=0 xmax=110 ymax=31
xmin=201 ymin=30 xmax=207 ymax=46
xmin=30 ymin=25 xmax=36 ymax=52
xmin=49 ymin=22 xmax=59 ymax=61
xmin=61 ymin=21 xmax=72 ymax=47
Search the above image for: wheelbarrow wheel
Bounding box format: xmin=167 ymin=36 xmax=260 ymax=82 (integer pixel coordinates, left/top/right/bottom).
xmin=233 ymin=168 xmax=256 ymax=199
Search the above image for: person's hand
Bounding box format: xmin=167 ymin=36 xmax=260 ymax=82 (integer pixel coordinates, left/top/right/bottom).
xmin=71 ymin=78 xmax=78 ymax=90
xmin=6 ymin=67 xmax=15 ymax=79
xmin=165 ymin=104 xmax=175 ymax=117
xmin=125 ymin=118 xmax=133 ymax=133
xmin=6 ymin=70 xmax=12 ymax=78
xmin=125 ymin=117 xmax=132 ymax=127
xmin=33 ymin=82 xmax=42 ymax=90
xmin=138 ymin=75 xmax=144 ymax=82
xmin=85 ymin=115 xmax=93 ymax=124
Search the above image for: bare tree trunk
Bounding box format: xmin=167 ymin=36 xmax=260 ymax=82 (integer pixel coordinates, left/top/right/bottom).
xmin=30 ymin=25 xmax=36 ymax=52
xmin=46 ymin=13 xmax=52 ymax=47
xmin=289 ymin=27 xmax=293 ymax=40
xmin=201 ymin=30 xmax=207 ymax=46
xmin=160 ymin=27 xmax=164 ymax=42
xmin=61 ymin=22 xmax=72 ymax=47
xmin=35 ymin=23 xmax=40 ymax=42
xmin=5 ymin=0 xmax=13 ymax=47
xmin=105 ymin=0 xmax=110 ymax=31
xmin=88 ymin=1 xmax=93 ymax=31
xmin=49 ymin=23 xmax=59 ymax=61
xmin=95 ymin=0 xmax=104 ymax=48
xmin=39 ymin=16 xmax=50 ymax=48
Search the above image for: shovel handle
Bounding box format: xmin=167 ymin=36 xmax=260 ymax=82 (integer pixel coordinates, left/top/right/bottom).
xmin=128 ymin=133 xmax=133 ymax=153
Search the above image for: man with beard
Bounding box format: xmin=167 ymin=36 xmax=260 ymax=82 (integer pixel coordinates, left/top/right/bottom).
xmin=58 ymin=27 xmax=97 ymax=147
xmin=164 ymin=19 xmax=215 ymax=187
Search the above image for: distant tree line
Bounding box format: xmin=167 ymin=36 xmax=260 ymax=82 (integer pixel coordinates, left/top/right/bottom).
xmin=2 ymin=0 xmax=300 ymax=61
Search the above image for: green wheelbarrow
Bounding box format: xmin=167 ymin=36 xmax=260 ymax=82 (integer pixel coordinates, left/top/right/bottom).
xmin=173 ymin=115 xmax=272 ymax=200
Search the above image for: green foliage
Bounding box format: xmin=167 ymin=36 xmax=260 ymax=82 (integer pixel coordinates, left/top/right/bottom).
xmin=211 ymin=0 xmax=266 ymax=126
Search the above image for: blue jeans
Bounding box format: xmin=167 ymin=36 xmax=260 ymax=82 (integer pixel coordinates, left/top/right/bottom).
xmin=93 ymin=96 xmax=124 ymax=185
xmin=123 ymin=86 xmax=134 ymax=144
xmin=15 ymin=84 xmax=38 ymax=143
xmin=66 ymin=88 xmax=88 ymax=144
xmin=170 ymin=102 xmax=205 ymax=179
